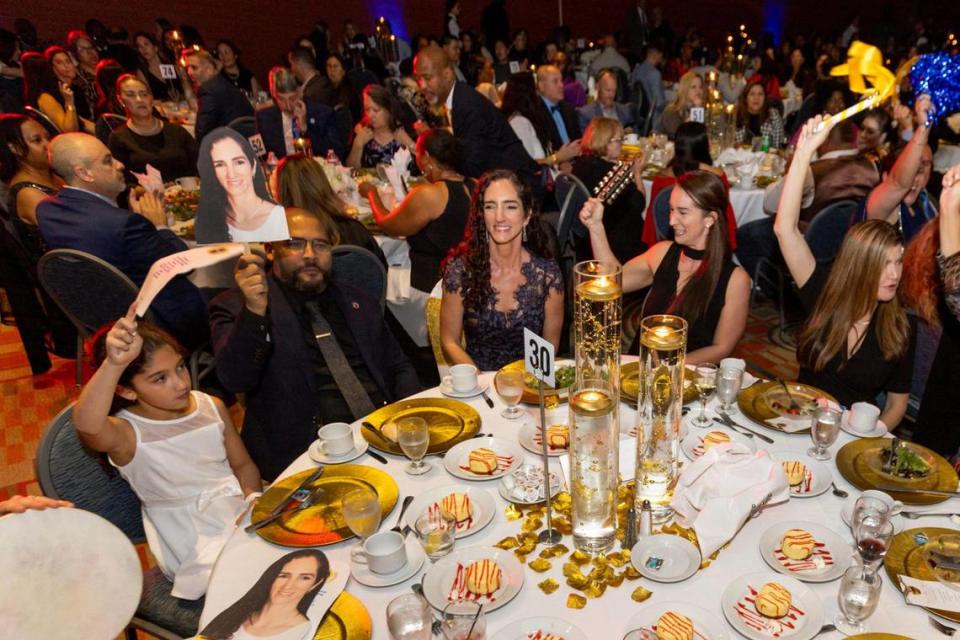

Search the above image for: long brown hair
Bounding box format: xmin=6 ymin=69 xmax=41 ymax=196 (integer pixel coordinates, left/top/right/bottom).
xmin=735 ymin=80 xmax=768 ymax=129
xmin=274 ymin=153 xmax=351 ymax=223
xmin=797 ymin=220 xmax=910 ymax=372
xmin=901 ymin=217 xmax=941 ymax=326
xmin=668 ymin=170 xmax=730 ymax=323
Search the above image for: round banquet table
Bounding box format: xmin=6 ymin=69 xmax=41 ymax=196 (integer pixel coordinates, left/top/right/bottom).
xmin=206 ymin=362 xmax=946 ymax=639
xmin=643 ymin=179 xmax=769 ymax=228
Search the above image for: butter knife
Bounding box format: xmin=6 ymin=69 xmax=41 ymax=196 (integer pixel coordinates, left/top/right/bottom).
xmin=727 ymin=491 xmax=773 ymax=544
xmin=480 ymin=389 xmax=495 ymax=409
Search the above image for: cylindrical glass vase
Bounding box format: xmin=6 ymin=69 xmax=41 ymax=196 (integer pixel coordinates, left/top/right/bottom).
xmin=634 ymin=315 xmax=688 ymax=524
xmin=569 ymin=261 xmax=622 ymax=553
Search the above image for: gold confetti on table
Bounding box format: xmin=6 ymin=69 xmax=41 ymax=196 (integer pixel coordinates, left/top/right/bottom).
xmin=494 ymin=536 xmax=518 ymax=550
xmin=566 ymin=593 xmax=587 ymax=609
xmin=528 ymin=558 xmax=552 ymax=572
xmin=539 ymin=543 xmax=569 ymax=558
xmin=624 ymin=565 xmax=642 ymax=580
xmin=584 ymin=579 xmax=607 ymax=598
xmin=538 ymin=578 xmax=560 ymax=595
xmin=570 ymin=549 xmax=593 ymax=565
xmin=504 ymin=504 xmax=522 ymax=521
xmin=631 ymin=585 xmax=654 ymax=602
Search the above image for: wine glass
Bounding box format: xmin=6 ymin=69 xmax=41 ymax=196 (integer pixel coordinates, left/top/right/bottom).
xmin=494 ymin=369 xmax=525 ymax=420
xmin=387 ymin=593 xmax=434 ymax=640
xmin=341 ymin=487 xmax=382 ymax=562
xmin=851 ymin=494 xmax=894 ymax=529
xmin=398 ymin=416 xmax=431 ymax=475
xmin=836 ymin=565 xmax=882 ymax=635
xmin=692 ymin=364 xmax=718 ymax=428
xmin=854 ymin=514 xmax=894 ymax=571
xmin=807 ymin=406 xmax=841 ymax=460
xmin=441 ymin=601 xmax=486 ymax=640
xmin=715 ymin=366 xmax=743 ymax=416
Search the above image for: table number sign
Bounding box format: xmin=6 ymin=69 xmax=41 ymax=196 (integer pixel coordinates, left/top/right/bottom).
xmin=523 ymin=327 xmax=562 ymax=544
xmin=159 ymin=64 xmax=178 ymax=80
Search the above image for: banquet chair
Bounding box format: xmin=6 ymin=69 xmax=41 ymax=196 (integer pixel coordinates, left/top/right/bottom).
xmin=332 ymin=244 xmax=386 ymax=311
xmin=37 ymin=249 xmax=140 ymax=386
xmin=35 ymin=404 xmax=204 ymax=640
xmin=653 ymin=185 xmax=674 ymax=241
xmin=804 ymin=199 xmax=858 ymax=262
xmin=24 ymin=105 xmax=61 ymax=136
xmin=426 ymin=279 xmax=451 ymax=378
xmin=226 ymin=115 xmax=256 ymax=138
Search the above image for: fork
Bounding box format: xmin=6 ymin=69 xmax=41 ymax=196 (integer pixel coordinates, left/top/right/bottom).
xmin=776 ymin=378 xmax=802 ymax=413
xmin=930 ymin=615 xmax=958 ymax=636
xmin=245 ymin=485 xmax=324 ymax=532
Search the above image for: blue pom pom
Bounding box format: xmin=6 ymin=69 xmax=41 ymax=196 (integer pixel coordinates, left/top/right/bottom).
xmin=909 ymin=53 xmax=960 ymax=124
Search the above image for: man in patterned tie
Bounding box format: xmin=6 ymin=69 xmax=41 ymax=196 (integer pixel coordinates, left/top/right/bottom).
xmin=210 ymin=207 xmax=420 ymax=479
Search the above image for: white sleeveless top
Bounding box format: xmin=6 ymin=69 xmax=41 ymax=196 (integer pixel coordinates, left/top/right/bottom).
xmin=113 ymin=391 xmax=245 ymax=599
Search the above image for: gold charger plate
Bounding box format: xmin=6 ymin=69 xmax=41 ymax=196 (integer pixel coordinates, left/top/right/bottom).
xmin=314 ymin=592 xmax=372 ymax=640
xmin=884 ymin=526 xmax=960 ymax=624
xmin=737 ymin=381 xmax=837 ymax=434
xmin=846 ymin=635 xmax=914 ymax=640
xmin=836 ymin=439 xmax=957 ymax=505
xmin=620 ymin=362 xmax=697 ymax=405
xmin=500 ymin=359 xmax=575 ymax=405
xmin=252 ymin=465 xmax=398 ymax=547
xmin=361 ymin=398 xmax=481 ymax=455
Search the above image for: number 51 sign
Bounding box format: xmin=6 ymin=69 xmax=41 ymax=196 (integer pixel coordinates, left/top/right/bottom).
xmin=523 ymin=328 xmax=555 ymax=388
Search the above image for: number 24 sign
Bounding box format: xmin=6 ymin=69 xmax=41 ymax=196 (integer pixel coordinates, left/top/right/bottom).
xmin=523 ymin=328 xmax=554 ymax=388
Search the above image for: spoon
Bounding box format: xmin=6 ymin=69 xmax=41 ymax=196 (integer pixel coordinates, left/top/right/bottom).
xmin=830 ymin=481 xmax=848 ymax=498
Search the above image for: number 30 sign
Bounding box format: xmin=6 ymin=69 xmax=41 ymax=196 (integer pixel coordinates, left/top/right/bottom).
xmin=523 ymin=328 xmax=555 ymax=388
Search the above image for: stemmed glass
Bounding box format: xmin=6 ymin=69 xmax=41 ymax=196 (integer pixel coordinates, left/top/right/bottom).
xmin=692 ymin=364 xmax=718 ymax=428
xmin=494 ymin=369 xmax=525 ymax=420
xmin=836 ymin=565 xmax=882 ymax=635
xmin=387 ymin=593 xmax=434 ymax=640
xmin=715 ymin=366 xmax=743 ymax=416
xmin=854 ymin=514 xmax=895 ymax=571
xmin=807 ymin=406 xmax=842 ymax=460
xmin=398 ymin=416 xmax=431 ymax=475
xmin=341 ymin=487 xmax=382 ymax=563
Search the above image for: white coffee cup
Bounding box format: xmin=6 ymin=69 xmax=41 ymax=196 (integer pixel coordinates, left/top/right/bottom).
xmin=316 ymin=422 xmax=354 ymax=456
xmin=175 ymin=176 xmax=199 ymax=191
xmin=860 ymin=489 xmax=903 ymax=516
xmin=624 ymin=133 xmax=639 ymax=145
xmin=849 ymin=402 xmax=881 ymax=433
xmin=444 ymin=363 xmax=478 ymax=393
xmin=357 ymin=531 xmax=408 ymax=574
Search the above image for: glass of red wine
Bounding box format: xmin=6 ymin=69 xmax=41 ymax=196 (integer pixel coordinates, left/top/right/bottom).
xmin=854 ymin=515 xmax=894 ymax=570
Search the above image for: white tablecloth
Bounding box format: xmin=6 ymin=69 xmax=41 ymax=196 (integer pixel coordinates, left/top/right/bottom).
xmin=374 ymin=235 xmax=430 ymax=348
xmin=207 ymin=366 xmax=942 ymax=639
xmin=643 ymin=179 xmax=768 ymax=227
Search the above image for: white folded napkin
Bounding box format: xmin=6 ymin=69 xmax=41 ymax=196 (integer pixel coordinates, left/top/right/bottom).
xmin=671 ymin=444 xmax=790 ymax=557
xmin=716 ymin=148 xmax=762 ymax=166
xmin=387 ymin=147 xmax=412 ymax=196
xmin=386 ymin=266 xmax=411 ymax=301
xmin=133 ymin=164 xmax=164 ymax=193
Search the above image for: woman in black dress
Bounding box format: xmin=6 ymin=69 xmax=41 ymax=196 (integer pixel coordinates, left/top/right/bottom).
xmin=216 ymin=40 xmax=261 ymax=99
xmin=133 ymin=32 xmax=192 ymax=103
xmin=775 ymin=116 xmax=914 ymax=429
xmin=579 ymin=170 xmax=750 ymax=364
xmin=360 ymin=129 xmax=473 ymax=293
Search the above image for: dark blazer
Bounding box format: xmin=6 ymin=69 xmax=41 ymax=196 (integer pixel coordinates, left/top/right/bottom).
xmin=195 ymin=74 xmax=255 ymax=141
xmin=35 ymin=188 xmax=209 ymax=348
xmin=255 ymin=102 xmax=345 ymax=161
xmin=576 ymin=101 xmax=636 ymax=131
xmin=301 ymin=73 xmax=328 ymax=106
xmin=209 ymin=276 xmax=421 ymax=479
xmin=449 ymin=82 xmax=540 ymax=191
xmin=533 ymin=96 xmax=583 ymax=153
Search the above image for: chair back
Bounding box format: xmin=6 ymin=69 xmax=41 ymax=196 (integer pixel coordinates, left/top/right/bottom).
xmin=333 ymin=105 xmax=354 ymax=151
xmin=37 ymin=249 xmax=140 ymax=338
xmin=25 ymin=105 xmax=61 ymax=136
xmin=653 ymin=185 xmax=674 ymax=241
xmin=332 ymin=244 xmax=387 ymax=311
xmin=426 ymin=279 xmax=450 ymax=378
xmin=554 ymin=172 xmax=591 ymax=253
xmin=227 ymin=115 xmax=256 ymax=138
xmin=35 ymin=403 xmax=146 ymax=543
xmin=804 ymin=199 xmax=858 ymax=262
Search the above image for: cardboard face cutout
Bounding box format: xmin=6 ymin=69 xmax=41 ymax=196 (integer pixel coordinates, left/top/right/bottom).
xmin=195 ymin=127 xmax=290 ymax=244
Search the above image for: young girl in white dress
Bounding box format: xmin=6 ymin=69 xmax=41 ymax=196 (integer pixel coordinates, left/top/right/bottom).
xmin=73 ymin=308 xmax=262 ymax=599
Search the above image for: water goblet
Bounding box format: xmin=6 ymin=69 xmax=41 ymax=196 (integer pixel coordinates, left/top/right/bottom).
xmin=387 ymin=593 xmax=434 ymax=640
xmin=836 ymin=565 xmax=882 ymax=635
xmin=494 ymin=369 xmax=525 ymax=420
xmin=398 ymin=417 xmax=431 ymax=475
xmin=341 ymin=487 xmax=382 ymax=562
xmin=692 ymin=364 xmax=718 ymax=428
xmin=715 ymin=366 xmax=743 ymax=416
xmin=807 ymin=406 xmax=841 ymax=460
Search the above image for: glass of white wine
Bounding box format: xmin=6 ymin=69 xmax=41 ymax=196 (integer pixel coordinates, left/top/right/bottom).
xmin=494 ymin=369 xmax=525 ymax=419
xmin=398 ymin=416 xmax=431 ymax=475
xmin=692 ymin=364 xmax=718 ymax=428
xmin=341 ymin=487 xmax=382 ymax=563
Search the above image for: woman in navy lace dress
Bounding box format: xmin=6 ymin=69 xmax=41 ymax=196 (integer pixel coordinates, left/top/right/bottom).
xmin=440 ymin=169 xmax=564 ymax=370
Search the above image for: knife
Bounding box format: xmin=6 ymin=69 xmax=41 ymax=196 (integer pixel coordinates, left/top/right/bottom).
xmin=875 ymin=485 xmax=960 ymax=498
xmin=261 ymin=465 xmax=325 ymax=522
xmin=366 ymin=448 xmax=388 ymax=464
xmin=480 ymin=389 xmax=495 ymax=409
xmin=246 ymin=485 xmax=324 ymax=532
xmin=717 ymin=414 xmax=775 ymax=444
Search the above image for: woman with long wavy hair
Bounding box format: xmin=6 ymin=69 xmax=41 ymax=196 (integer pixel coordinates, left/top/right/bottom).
xmin=775 ymin=116 xmax=914 ymax=428
xmin=579 ymin=169 xmax=750 ymax=364
xmin=440 ymin=169 xmax=563 ymax=370
xmin=199 ymin=549 xmax=329 ymax=639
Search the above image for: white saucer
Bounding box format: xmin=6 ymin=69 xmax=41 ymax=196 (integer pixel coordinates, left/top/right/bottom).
xmin=443 ymin=437 xmax=524 ymax=481
xmin=497 ymin=465 xmax=563 ymax=505
xmin=350 ymin=536 xmax=425 ymax=587
xmin=307 ymin=427 xmax=369 ymax=464
xmin=630 ymin=534 xmax=701 ymax=583
xmin=839 ymin=410 xmax=888 ymax=438
xmin=758 ymin=520 xmax=852 ymax=583
xmin=439 ymin=379 xmax=490 ymax=399
xmin=421 ymin=546 xmax=524 ymax=613
xmin=403 ymin=485 xmax=495 ymax=539
xmin=518 ymin=421 xmax=568 ymax=456
xmin=721 ymin=571 xmax=824 ymax=640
